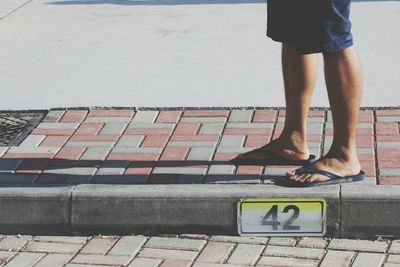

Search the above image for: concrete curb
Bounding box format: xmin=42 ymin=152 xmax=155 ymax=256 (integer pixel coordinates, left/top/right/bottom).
xmin=1 ymin=184 xmax=400 ymax=238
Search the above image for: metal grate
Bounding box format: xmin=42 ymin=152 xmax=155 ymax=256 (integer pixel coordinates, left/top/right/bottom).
xmin=0 ymin=112 xmax=46 ymax=146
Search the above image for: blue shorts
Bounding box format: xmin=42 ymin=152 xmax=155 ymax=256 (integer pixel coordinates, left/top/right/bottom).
xmin=267 ymin=0 xmax=354 ymax=54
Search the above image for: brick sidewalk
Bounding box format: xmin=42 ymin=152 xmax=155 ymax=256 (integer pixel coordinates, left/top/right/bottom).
xmin=0 ymin=108 xmax=399 ymax=185
xmin=0 ymin=234 xmax=399 ymax=267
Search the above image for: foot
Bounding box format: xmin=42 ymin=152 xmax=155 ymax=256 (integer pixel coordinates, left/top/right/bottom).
xmin=230 ymin=137 xmax=310 ymax=164
xmin=286 ymin=155 xmax=361 ymax=183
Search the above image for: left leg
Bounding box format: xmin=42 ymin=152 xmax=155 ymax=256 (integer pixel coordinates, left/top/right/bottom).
xmin=287 ymin=46 xmax=363 ymax=182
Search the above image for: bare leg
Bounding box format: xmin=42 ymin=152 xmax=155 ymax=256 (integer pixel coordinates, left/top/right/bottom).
xmin=232 ymin=43 xmax=317 ymax=162
xmin=288 ymin=46 xmax=362 ymax=182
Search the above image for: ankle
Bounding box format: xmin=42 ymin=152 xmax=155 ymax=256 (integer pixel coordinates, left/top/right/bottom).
xmin=326 ymin=146 xmax=358 ymax=162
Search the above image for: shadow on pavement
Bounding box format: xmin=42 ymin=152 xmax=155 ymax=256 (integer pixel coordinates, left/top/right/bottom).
xmin=0 ymin=158 xmax=285 ymax=185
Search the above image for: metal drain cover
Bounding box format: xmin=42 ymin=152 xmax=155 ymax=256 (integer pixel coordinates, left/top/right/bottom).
xmin=0 ymin=111 xmax=46 ymax=146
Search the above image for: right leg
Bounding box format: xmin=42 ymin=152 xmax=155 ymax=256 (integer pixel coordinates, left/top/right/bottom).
xmin=232 ymin=43 xmax=317 ymax=162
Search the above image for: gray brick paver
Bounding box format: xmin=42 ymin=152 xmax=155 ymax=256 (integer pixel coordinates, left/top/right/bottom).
xmin=263 ymin=245 xmax=325 ymax=260
xmin=192 ymin=263 xmax=249 ymax=267
xmin=256 ymin=256 xmax=319 ymax=267
xmin=0 ymin=237 xmax=28 ymax=251
xmin=198 ymin=123 xmax=225 ymax=135
xmin=36 ymin=123 xmax=79 ymax=129
xmin=115 ymin=135 xmax=144 ymax=147
xmin=328 ymin=239 xmax=389 ymax=253
xmin=42 ymin=110 xmax=65 ymax=123
xmin=131 ymin=111 xmax=159 ymax=123
xmin=180 ymin=117 xmax=227 ymax=123
xmin=209 ymin=236 xmax=268 ymax=245
xmin=0 ymin=251 xmax=17 ymax=265
xmin=384 ymin=263 xmax=400 ymax=267
xmin=218 ymin=135 xmax=245 ymax=147
xmin=186 ymin=147 xmax=217 ymax=161
xmin=319 ymin=250 xmax=355 ymax=267
xmin=128 ymin=258 xmax=163 ymax=267
xmin=19 ymin=135 xmax=46 ymax=147
xmin=3 ymin=252 xmax=45 ymax=267
xmin=228 ymin=110 xmax=253 ymax=123
xmin=65 ymin=141 xmax=116 ymax=147
xmin=128 ymin=123 xmax=175 ymax=129
xmin=227 ymin=244 xmax=264 ymax=266
xmin=351 ymin=252 xmax=386 ymax=267
xmin=226 ymin=123 xmax=274 ymax=129
xmin=389 ymin=241 xmax=400 ymax=254
xmin=138 ymin=248 xmax=198 ymax=261
xmin=296 ymin=238 xmax=328 ymax=249
xmin=268 ymin=237 xmax=297 ymax=247
xmin=80 ymin=147 xmax=112 ymax=160
xmin=32 ymin=236 xmax=88 ymax=244
xmin=84 ymin=117 xmax=131 ymax=123
xmin=23 ymin=241 xmax=82 ymax=254
xmin=387 ymin=255 xmax=400 ymax=263
xmin=99 ymin=122 xmax=128 ymax=135
xmin=145 ymin=237 xmax=206 ymax=251
xmin=33 ymin=254 xmax=75 ymax=267
xmin=108 ymin=235 xmax=148 ymax=256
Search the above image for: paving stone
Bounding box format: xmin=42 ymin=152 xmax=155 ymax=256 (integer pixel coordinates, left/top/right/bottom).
xmin=198 ymin=123 xmax=225 ymax=135
xmin=80 ymin=147 xmax=112 ymax=160
xmin=80 ymin=236 xmax=119 ymax=255
xmin=378 ymin=142 xmax=400 ymax=148
xmin=207 ymin=164 xmax=235 ymax=175
xmin=186 ymin=147 xmax=216 ymax=161
xmin=204 ymin=174 xmax=261 ymax=184
xmin=19 ymin=135 xmax=46 ymax=147
xmin=156 ymin=111 xmax=182 ymax=123
xmin=99 ymin=123 xmax=128 ymax=135
xmin=328 ymin=239 xmax=388 ymax=253
xmin=108 ymin=235 xmax=147 ymax=256
xmin=152 ymin=167 xmax=207 ymax=175
xmin=226 ymin=123 xmax=274 ymax=129
xmin=209 ymin=236 xmax=268 ymax=245
xmin=263 ymin=245 xmax=325 ymax=260
xmin=268 ymin=237 xmax=297 ymax=246
xmin=112 ymin=147 xmax=162 ymax=154
xmin=0 ymin=147 xmax=8 ymax=157
xmin=215 ymin=147 xmax=252 ymax=153
xmin=296 ymin=238 xmax=328 ymax=249
xmin=192 ymin=263 xmax=248 ymax=267
xmin=389 ymin=241 xmax=400 ymax=254
xmin=115 ymin=136 xmax=144 ymax=147
xmin=196 ymin=241 xmax=235 ymax=263
xmin=91 ymin=175 xmax=148 ymax=184
xmin=387 ymin=255 xmax=400 ymax=263
xmin=228 ymin=110 xmax=253 ymax=122
xmin=377 ymin=116 xmax=400 ymax=123
xmin=167 ymin=141 xmax=217 ymax=147
xmin=128 ymin=123 xmax=175 ymax=129
xmin=71 ymin=254 xmax=131 ymax=265
xmin=380 ymin=169 xmax=400 ymax=177
xmin=65 ymin=141 xmax=115 ymax=147
xmin=42 ymin=110 xmax=65 ymax=123
xmin=180 ymin=117 xmax=227 ymax=123
xmin=96 ymin=160 xmax=129 ymax=175
xmin=33 ymin=236 xmax=88 ymax=244
xmin=138 ymin=248 xmax=198 ymax=261
xmin=131 ymin=111 xmax=159 ymax=123
xmin=0 ymin=237 xmax=28 ymax=251
xmin=319 ymin=250 xmax=355 ymax=267
xmin=33 ymin=254 xmax=75 ymax=267
xmin=36 ymin=122 xmax=79 ymax=129
xmin=128 ymin=258 xmax=163 ymax=267
xmin=351 ymin=252 xmax=386 ymax=267
xmin=0 ymin=251 xmax=17 ymax=264
xmin=219 ymin=135 xmax=245 ymax=147
xmin=159 ymin=259 xmax=192 ymax=267
xmin=88 ymin=110 xmax=135 ymax=117
xmin=227 ymin=244 xmax=264 ymax=265
xmin=44 ymin=167 xmax=97 ymax=175
xmin=183 ymin=110 xmax=229 ymax=117
xmin=23 ymin=241 xmax=82 ymax=254
xmin=85 ymin=117 xmax=131 ymax=123
xmin=384 ymin=263 xmax=400 ymax=267
xmin=7 ymin=147 xmax=59 ymax=154
xmin=257 ymin=256 xmax=319 ymax=267
xmin=0 ymin=159 xmax=22 ymax=173
xmin=3 ymin=252 xmax=45 ymax=267
xmin=145 ymin=237 xmax=206 ymax=251
xmin=263 ymin=166 xmax=296 ymax=176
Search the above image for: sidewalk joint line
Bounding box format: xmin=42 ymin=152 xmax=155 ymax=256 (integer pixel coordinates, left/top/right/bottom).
xmin=372 ymin=109 xmax=380 ymax=185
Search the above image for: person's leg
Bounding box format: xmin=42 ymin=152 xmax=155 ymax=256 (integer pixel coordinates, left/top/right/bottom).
xmin=232 ymin=43 xmax=317 ymax=162
xmin=287 ymin=46 xmax=363 ymax=182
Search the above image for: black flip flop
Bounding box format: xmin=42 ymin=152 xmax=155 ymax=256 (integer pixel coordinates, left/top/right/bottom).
xmin=229 ymin=151 xmax=317 ymax=166
xmin=276 ymin=166 xmax=366 ymax=187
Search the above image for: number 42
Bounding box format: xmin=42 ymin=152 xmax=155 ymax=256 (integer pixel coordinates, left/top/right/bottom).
xmin=262 ymin=205 xmax=300 ymax=230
